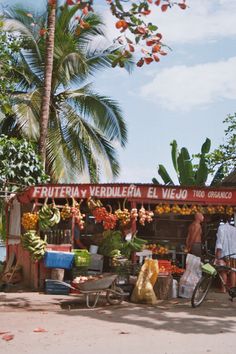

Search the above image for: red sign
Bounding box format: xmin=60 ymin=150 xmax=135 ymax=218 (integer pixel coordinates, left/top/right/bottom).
xmin=17 ymin=184 xmax=236 ymax=205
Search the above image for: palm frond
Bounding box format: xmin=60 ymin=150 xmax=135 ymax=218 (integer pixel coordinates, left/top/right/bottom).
xmin=60 ymin=87 xmax=127 ymax=147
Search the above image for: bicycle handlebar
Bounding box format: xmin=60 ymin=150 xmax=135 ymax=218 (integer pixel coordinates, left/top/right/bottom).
xmin=204 ymin=251 xmax=236 ymax=260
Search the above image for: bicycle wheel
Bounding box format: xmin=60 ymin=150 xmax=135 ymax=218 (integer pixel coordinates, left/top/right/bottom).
xmin=191 ymin=275 xmax=212 ymax=308
xmin=106 ymin=286 xmax=124 ymax=305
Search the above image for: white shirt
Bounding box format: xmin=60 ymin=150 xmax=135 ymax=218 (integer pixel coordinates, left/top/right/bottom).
xmin=215 ymin=222 xmax=236 ymax=258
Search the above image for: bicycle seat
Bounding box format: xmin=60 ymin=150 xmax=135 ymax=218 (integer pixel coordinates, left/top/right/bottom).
xmin=228 ymin=287 xmax=236 ymax=299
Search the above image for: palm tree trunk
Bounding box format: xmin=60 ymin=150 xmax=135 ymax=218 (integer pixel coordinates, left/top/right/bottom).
xmin=39 ymin=0 xmax=57 ymax=169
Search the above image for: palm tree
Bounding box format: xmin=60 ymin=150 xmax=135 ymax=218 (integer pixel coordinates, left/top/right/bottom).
xmin=39 ymin=0 xmax=57 ymax=169
xmin=1 ymin=3 xmax=131 ymax=182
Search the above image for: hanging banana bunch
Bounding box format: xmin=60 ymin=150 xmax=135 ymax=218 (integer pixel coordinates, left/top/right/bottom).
xmin=38 ymin=202 xmax=61 ymax=230
xmin=21 ymin=230 xmax=47 ymax=261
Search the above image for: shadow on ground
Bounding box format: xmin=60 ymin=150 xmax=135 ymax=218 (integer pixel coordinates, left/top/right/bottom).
xmin=1 ymin=291 xmax=236 ymax=335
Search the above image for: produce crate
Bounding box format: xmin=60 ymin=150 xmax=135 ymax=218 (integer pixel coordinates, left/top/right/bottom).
xmin=44 ymin=251 xmax=74 ymax=270
xmin=158 ymin=260 xmax=172 ymax=275
xmin=72 ymin=249 xmax=91 ymax=267
xmin=44 ymin=279 xmax=70 ymax=295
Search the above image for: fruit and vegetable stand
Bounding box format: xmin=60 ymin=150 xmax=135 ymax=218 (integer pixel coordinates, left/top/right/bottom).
xmin=5 ymin=183 xmax=236 ymax=292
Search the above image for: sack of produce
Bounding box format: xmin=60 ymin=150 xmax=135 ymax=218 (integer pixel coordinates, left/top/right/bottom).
xmin=131 ymin=259 xmax=159 ymax=305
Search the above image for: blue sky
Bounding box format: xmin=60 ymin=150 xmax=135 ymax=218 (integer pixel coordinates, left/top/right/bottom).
xmin=2 ymin=0 xmax=236 ymax=184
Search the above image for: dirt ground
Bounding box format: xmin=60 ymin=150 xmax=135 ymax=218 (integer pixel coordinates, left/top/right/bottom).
xmin=0 ymin=290 xmax=236 ymax=354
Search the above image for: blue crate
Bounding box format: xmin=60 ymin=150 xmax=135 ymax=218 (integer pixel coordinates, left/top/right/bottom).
xmin=45 ymin=279 xmax=70 ymax=295
xmin=44 ymin=251 xmax=74 ymax=270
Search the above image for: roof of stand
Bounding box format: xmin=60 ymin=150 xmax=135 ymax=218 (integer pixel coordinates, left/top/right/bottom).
xmin=221 ymin=170 xmax=236 ymax=187
xmin=13 ymin=183 xmax=236 ymax=206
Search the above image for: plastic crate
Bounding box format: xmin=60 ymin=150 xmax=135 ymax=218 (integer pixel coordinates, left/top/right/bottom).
xmin=72 ymin=249 xmax=91 ymax=267
xmin=44 ymin=251 xmax=74 ymax=269
xmin=44 ymin=279 xmax=70 ymax=295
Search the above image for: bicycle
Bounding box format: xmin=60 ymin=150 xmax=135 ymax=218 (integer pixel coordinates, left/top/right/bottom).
xmin=191 ymin=252 xmax=236 ymax=308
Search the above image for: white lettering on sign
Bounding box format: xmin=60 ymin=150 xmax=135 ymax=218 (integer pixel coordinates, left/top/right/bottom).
xmin=162 ymin=188 xmax=187 ymax=200
xmin=89 ymin=186 xmax=141 ymax=198
xmin=193 ymin=190 xmax=205 ymax=198
xmin=81 ymin=189 xmax=87 ymax=198
xmin=32 ymin=187 xmax=40 ymax=198
xmin=147 ymin=187 xmax=158 ymax=198
xmin=208 ymin=191 xmax=232 ymax=199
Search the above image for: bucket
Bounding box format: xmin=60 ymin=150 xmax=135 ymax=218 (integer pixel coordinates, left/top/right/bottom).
xmin=172 ymin=279 xmax=178 ymax=298
xmin=51 ymin=268 xmax=65 ymax=281
xmin=89 ymin=245 xmax=98 ymax=254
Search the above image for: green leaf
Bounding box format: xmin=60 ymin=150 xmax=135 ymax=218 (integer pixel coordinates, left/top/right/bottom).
xmin=201 ymin=138 xmax=211 ymax=154
xmin=158 ymin=164 xmax=174 ymax=185
xmin=170 ymin=140 xmax=178 ymax=174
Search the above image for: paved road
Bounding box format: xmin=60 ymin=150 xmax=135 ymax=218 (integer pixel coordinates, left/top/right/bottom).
xmin=0 ymin=291 xmax=236 ymax=354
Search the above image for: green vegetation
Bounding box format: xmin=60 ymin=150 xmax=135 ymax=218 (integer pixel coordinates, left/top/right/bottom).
xmin=1 ymin=4 xmax=131 ymax=182
xmin=152 ymin=138 xmax=225 ymax=187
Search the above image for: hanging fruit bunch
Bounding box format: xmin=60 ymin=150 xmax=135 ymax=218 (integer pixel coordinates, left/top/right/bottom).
xmin=87 ymin=197 xmax=103 ymax=210
xmin=71 ymin=199 xmax=85 ymax=230
xmin=21 ymin=230 xmax=47 ymax=261
xmin=171 ymin=204 xmax=182 ymax=214
xmin=88 ymin=199 xmax=118 ymax=230
xmin=21 ymin=212 xmax=39 ymax=230
xmin=103 ymin=211 xmax=118 ymax=230
xmin=115 ymin=207 xmax=131 ymax=227
xmin=216 ymin=205 xmax=225 ymax=214
xmin=61 ymin=203 xmax=72 ymax=220
xmin=180 ymin=205 xmax=191 ymax=215
xmin=155 ymin=204 xmax=165 ymax=215
xmin=130 ymin=208 xmax=138 ymax=221
xmin=206 ymin=205 xmax=216 ymax=215
xmin=190 ymin=205 xmax=199 ymax=214
xmin=92 ymin=207 xmax=108 ymax=223
xmin=38 ymin=202 xmax=61 ymax=230
xmin=226 ymin=206 xmax=234 ymax=216
xmin=138 ymin=207 xmax=154 ymax=225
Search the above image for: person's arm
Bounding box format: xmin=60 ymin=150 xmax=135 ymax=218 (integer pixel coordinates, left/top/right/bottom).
xmin=215 ymin=227 xmax=223 ymax=260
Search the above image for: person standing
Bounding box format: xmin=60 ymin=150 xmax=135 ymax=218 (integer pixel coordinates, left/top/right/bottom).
xmin=215 ymin=215 xmax=236 ymax=291
xmin=186 ymin=212 xmax=204 ymax=257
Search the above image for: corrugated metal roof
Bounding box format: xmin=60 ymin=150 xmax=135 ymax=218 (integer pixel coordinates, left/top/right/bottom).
xmin=221 ymin=170 xmax=236 ymax=186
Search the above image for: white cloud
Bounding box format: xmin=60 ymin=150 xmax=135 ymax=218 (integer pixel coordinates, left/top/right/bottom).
xmin=140 ymin=57 xmax=236 ymax=111
xmin=149 ymin=0 xmax=236 ymax=44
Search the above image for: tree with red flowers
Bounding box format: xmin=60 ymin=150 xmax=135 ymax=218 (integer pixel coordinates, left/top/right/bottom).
xmin=42 ymin=0 xmax=188 ymax=166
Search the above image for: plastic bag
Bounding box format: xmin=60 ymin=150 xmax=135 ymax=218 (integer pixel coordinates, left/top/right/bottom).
xmin=131 ymin=259 xmax=159 ymax=304
xmin=179 ymin=253 xmax=202 ymax=298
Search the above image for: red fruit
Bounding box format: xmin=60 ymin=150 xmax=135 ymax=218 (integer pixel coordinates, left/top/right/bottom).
xmin=82 ymin=7 xmax=89 ymax=15
xmin=144 ymin=57 xmax=154 ymax=64
xmin=48 ymin=0 xmax=56 ymax=6
xmin=128 ymin=44 xmax=135 ymax=52
xmin=155 ymin=0 xmax=161 ymax=5
xmin=161 ymin=4 xmax=169 ymax=12
xmin=141 ymin=10 xmax=151 ymax=16
xmin=39 ymin=28 xmax=47 ymax=36
xmin=66 ymin=0 xmax=75 ymax=5
xmin=152 ymin=44 xmax=161 ymax=53
xmin=136 ymin=58 xmax=144 ymax=67
xmin=115 ymin=20 xmax=128 ymax=30
xmin=146 ymin=39 xmax=155 ymax=46
xmin=178 ymin=3 xmax=187 ymax=10
xmin=137 ymin=26 xmax=147 ymax=34
xmin=153 ymin=54 xmax=160 ymax=62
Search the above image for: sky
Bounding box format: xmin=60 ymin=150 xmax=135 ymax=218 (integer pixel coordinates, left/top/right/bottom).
xmin=1 ymin=0 xmax=236 ymax=184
